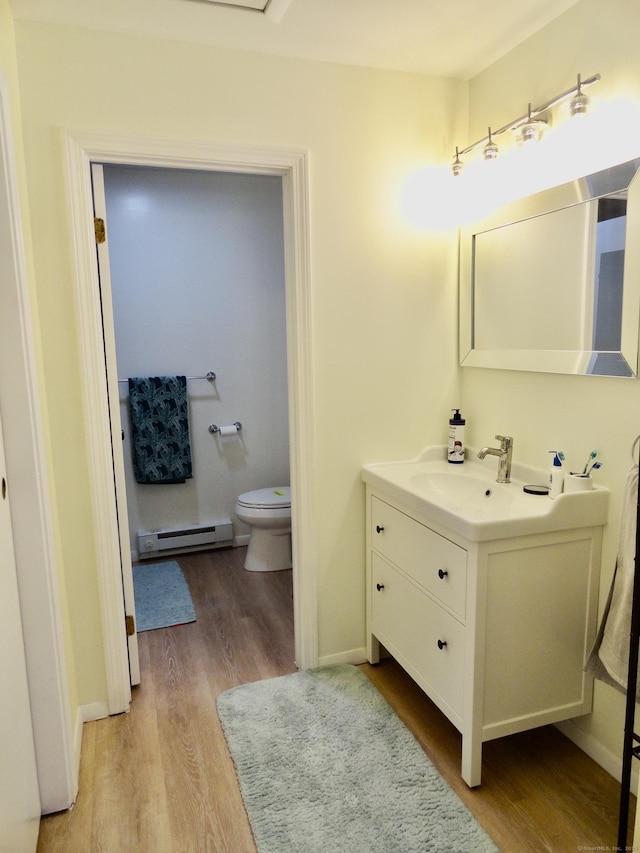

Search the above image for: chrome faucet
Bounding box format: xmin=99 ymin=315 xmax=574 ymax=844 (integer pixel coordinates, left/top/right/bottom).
xmin=478 ymin=435 xmax=514 ymax=483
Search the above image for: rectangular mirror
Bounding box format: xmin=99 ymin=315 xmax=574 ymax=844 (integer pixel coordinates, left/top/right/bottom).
xmin=460 ymin=157 xmax=640 ymax=376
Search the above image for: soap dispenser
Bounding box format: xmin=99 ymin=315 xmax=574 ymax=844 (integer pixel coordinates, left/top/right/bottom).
xmin=548 ymin=451 xmax=564 ymax=499
xmin=448 ymin=409 xmax=465 ymax=464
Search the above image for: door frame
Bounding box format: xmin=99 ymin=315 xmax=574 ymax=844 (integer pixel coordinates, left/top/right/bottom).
xmin=0 ymin=68 xmax=76 ymax=812
xmin=63 ymin=131 xmax=318 ymax=712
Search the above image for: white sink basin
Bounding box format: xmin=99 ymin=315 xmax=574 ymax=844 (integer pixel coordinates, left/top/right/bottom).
xmin=362 ymin=446 xmax=609 ymax=542
xmin=408 ymin=471 xmax=515 ymax=510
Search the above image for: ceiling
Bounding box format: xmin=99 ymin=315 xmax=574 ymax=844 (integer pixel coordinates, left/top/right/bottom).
xmin=8 ymin=0 xmax=581 ymax=79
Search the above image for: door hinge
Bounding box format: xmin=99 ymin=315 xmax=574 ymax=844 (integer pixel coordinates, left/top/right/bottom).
xmin=94 ymin=217 xmax=106 ymax=244
xmin=125 ymin=614 xmax=136 ymax=636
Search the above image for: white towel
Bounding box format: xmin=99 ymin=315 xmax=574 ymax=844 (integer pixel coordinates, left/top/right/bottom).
xmin=586 ymin=465 xmax=640 ymax=698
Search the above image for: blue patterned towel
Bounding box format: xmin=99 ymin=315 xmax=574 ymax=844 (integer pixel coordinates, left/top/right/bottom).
xmin=128 ymin=376 xmax=193 ymax=484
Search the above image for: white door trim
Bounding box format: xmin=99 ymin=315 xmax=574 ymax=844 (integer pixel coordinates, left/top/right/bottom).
xmin=91 ymin=162 xmax=140 ymax=687
xmin=62 ymin=132 xmax=318 ymax=712
xmin=0 ymin=67 xmax=76 ymax=813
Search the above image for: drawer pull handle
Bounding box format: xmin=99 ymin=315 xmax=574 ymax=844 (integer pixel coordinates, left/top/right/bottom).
xmin=438 ymin=569 xmax=448 ymax=579
xmin=376 ymin=583 xmax=385 ymax=591
xmin=376 ymin=525 xmax=384 ymax=533
xmin=437 ymin=639 xmax=447 ymax=650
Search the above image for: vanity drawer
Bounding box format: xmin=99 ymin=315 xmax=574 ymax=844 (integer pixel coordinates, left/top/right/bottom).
xmin=371 ymin=554 xmax=464 ymax=719
xmin=371 ymin=496 xmax=467 ymax=618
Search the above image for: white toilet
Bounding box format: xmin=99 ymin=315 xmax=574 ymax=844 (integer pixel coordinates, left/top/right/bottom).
xmin=235 ymin=486 xmax=292 ymax=572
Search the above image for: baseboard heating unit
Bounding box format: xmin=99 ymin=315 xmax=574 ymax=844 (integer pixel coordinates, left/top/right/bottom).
xmin=137 ymin=519 xmax=233 ymax=559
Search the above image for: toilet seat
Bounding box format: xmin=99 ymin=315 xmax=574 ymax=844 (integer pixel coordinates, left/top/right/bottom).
xmin=236 ymin=486 xmax=291 ymax=510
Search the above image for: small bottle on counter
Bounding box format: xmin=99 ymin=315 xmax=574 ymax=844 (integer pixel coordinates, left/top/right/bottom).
xmin=548 ymin=450 xmax=564 ymax=499
xmin=448 ymin=409 xmax=465 ymax=464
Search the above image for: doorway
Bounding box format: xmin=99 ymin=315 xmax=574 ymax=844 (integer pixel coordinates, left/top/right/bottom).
xmin=100 ymin=164 xmax=290 ymax=564
xmin=63 ymin=132 xmax=317 ymax=712
xmin=97 ymin=163 xmax=293 ymax=664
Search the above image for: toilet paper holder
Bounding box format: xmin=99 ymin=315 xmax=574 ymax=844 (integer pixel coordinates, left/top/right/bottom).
xmin=209 ymin=421 xmax=242 ymax=435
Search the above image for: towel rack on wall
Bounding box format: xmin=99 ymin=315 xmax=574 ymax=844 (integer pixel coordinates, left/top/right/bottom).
xmin=617 ymin=453 xmax=640 ymax=848
xmin=117 ymin=371 xmax=217 ymax=384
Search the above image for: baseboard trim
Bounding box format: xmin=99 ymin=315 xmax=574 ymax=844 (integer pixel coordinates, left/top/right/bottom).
xmin=318 ymin=647 xmax=367 ymax=667
xmin=133 ymin=537 xmax=248 ymax=563
xmin=555 ymin=718 xmax=637 ymax=791
xmin=80 ymin=701 xmax=110 ymax=723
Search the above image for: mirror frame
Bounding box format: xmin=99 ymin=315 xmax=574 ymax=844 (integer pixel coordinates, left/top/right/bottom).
xmin=459 ymin=157 xmax=640 ymax=377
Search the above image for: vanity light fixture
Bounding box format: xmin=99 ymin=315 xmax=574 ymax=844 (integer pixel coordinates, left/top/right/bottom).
xmin=451 ymin=72 xmax=600 ymax=176
xmin=483 ymin=127 xmax=499 ymax=161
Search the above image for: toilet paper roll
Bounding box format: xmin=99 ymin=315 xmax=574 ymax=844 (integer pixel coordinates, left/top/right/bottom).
xmin=219 ymin=424 xmax=239 ymax=436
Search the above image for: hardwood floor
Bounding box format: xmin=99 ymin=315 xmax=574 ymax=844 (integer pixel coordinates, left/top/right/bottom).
xmin=363 ymin=662 xmax=634 ymax=852
xmin=37 ymin=546 xmax=633 ymax=852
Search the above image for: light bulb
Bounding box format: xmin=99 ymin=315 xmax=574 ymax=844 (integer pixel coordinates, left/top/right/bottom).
xmin=517 ymin=104 xmax=548 ymax=145
xmin=452 ymin=146 xmax=464 ymax=177
xmin=569 ymin=75 xmax=590 ymax=117
xmin=483 ymin=127 xmax=498 ymax=161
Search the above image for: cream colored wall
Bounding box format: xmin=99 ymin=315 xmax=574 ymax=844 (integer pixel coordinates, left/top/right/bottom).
xmin=0 ymin=0 xmax=77 ymax=713
xmin=13 ymin=21 xmax=465 ymax=699
xmin=466 ymin=0 xmax=640 ymax=761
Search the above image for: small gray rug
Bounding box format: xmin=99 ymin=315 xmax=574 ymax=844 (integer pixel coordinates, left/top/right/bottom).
xmin=217 ymin=664 xmax=497 ymax=853
xmin=133 ymin=561 xmax=196 ymax=632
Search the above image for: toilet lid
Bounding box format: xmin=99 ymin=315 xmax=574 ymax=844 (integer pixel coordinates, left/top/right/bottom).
xmin=237 ymin=486 xmax=291 ymax=509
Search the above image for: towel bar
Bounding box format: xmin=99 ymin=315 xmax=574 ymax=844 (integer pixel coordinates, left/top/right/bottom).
xmin=118 ymin=371 xmax=216 ymax=384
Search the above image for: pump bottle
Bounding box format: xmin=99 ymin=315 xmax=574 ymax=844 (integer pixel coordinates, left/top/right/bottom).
xmin=448 ymin=409 xmax=465 ymax=464
xmin=548 ymin=450 xmax=564 ymax=499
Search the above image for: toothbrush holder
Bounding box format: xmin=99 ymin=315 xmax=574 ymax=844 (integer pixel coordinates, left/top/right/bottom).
xmin=564 ymin=472 xmax=593 ymax=492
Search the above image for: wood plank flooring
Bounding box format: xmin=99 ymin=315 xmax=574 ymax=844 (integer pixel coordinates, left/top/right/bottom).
xmin=37 ymin=546 xmax=633 ymax=852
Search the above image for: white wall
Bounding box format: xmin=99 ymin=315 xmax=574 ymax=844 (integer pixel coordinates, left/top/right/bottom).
xmin=103 ymin=166 xmax=289 ymax=554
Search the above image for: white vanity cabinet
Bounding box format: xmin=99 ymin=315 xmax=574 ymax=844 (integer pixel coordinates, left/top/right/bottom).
xmin=365 ymin=486 xmax=604 ymax=787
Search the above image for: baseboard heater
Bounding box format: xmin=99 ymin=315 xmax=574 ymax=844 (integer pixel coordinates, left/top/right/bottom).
xmin=137 ymin=518 xmax=233 ymax=559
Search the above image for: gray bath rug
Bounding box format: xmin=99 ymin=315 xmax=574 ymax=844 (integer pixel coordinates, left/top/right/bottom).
xmin=132 ymin=560 xmax=195 ymax=631
xmin=217 ymin=664 xmax=497 ymax=852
